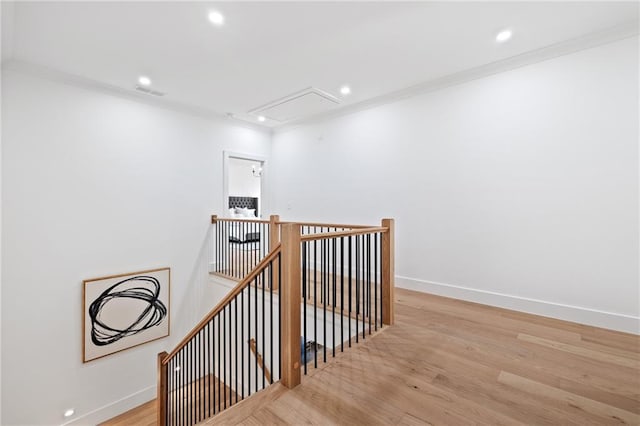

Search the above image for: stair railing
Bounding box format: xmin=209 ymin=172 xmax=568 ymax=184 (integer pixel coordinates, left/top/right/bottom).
xmin=298 ymin=220 xmax=394 ymax=375
xmin=210 ymin=215 xmax=274 ymax=282
xmin=210 ymin=215 xmax=376 ymax=284
xmin=158 ymin=217 xmax=394 ymax=425
xmin=157 ymin=244 xmax=282 ymax=425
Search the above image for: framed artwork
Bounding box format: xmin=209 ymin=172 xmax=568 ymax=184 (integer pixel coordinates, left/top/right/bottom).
xmin=83 ymin=267 xmax=170 ymax=363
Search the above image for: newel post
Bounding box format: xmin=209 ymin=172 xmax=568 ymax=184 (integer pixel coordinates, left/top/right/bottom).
xmin=270 ymin=215 xmax=281 ymax=290
xmin=157 ymin=351 xmax=168 ymax=426
xmin=269 ymin=215 xmax=280 ymax=249
xmin=280 ymin=223 xmax=301 ymax=388
xmin=381 ymin=218 xmax=395 ymax=325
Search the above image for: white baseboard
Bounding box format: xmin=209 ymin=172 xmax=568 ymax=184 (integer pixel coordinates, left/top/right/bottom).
xmin=395 ymin=275 xmax=640 ymax=335
xmin=61 ymin=385 xmax=155 ymax=426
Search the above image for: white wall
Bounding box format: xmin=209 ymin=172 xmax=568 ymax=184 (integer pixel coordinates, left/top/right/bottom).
xmin=228 ymin=157 xmax=262 ymax=199
xmin=1 ymin=69 xmax=270 ymax=425
xmin=271 ymin=37 xmax=639 ymax=333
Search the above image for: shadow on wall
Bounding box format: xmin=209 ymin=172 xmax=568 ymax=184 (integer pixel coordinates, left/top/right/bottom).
xmin=169 ymin=226 xmax=215 ymax=348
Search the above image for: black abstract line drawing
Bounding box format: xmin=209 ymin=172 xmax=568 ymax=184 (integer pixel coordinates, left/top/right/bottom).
xmin=83 ymin=268 xmax=170 ymax=362
xmin=88 ymin=275 xmax=168 ymax=346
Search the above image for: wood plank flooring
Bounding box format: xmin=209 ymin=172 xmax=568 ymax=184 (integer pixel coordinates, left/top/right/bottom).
xmin=103 ymin=288 xmax=640 ymax=425
xmin=100 ymin=401 xmax=156 ymax=426
xmin=100 ymin=376 xmax=236 ymax=426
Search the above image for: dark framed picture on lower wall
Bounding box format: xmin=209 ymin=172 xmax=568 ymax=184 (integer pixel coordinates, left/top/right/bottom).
xmin=83 ymin=267 xmax=170 ymax=363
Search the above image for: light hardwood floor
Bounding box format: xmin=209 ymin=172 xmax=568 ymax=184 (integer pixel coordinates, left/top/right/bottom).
xmin=102 ymin=288 xmax=640 ymax=425
xmin=101 ymin=376 xmax=236 ymax=426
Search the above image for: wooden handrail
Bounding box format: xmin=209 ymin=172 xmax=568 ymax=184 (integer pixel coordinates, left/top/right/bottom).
xmin=214 ymin=217 xmax=270 ymax=224
xmin=248 ymin=338 xmax=272 ymax=383
xmin=163 ymin=243 xmax=282 ymax=363
xmin=276 ymin=220 xmax=373 ymax=229
xmin=300 ymin=226 xmax=388 ymax=242
xmin=213 ymin=215 xmax=384 ymax=230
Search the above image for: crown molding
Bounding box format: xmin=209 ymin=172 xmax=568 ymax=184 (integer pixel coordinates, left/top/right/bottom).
xmin=1 ymin=58 xmax=271 ymax=134
xmin=275 ymin=20 xmax=639 ymax=134
xmin=3 ymin=20 xmax=637 ymax=137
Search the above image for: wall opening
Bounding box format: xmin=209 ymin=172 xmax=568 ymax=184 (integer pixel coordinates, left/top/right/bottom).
xmin=223 ymin=151 xmax=267 ymax=218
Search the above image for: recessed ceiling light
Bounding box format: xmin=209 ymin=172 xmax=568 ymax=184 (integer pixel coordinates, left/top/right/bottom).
xmin=340 ymin=85 xmax=351 ymax=95
xmin=64 ymin=409 xmax=75 ymax=418
xmin=496 ymin=29 xmax=512 ymax=43
xmin=257 ymin=116 xmax=266 ymax=122
xmin=208 ymin=11 xmax=225 ymax=26
xmin=138 ymin=76 xmax=152 ymax=86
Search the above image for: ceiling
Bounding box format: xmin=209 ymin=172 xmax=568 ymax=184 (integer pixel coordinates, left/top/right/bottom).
xmin=2 ymin=1 xmax=638 ymax=128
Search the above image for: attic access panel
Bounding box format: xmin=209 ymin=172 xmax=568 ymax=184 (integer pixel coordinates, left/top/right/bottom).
xmin=249 ymin=88 xmax=340 ymax=123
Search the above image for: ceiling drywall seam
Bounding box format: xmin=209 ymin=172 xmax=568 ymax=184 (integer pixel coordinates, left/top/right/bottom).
xmin=0 ymin=59 xmax=270 ymax=135
xmin=275 ymin=20 xmax=639 ymax=134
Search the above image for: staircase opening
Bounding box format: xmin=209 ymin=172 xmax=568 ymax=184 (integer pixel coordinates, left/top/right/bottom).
xmin=156 ymin=216 xmax=395 ymax=425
